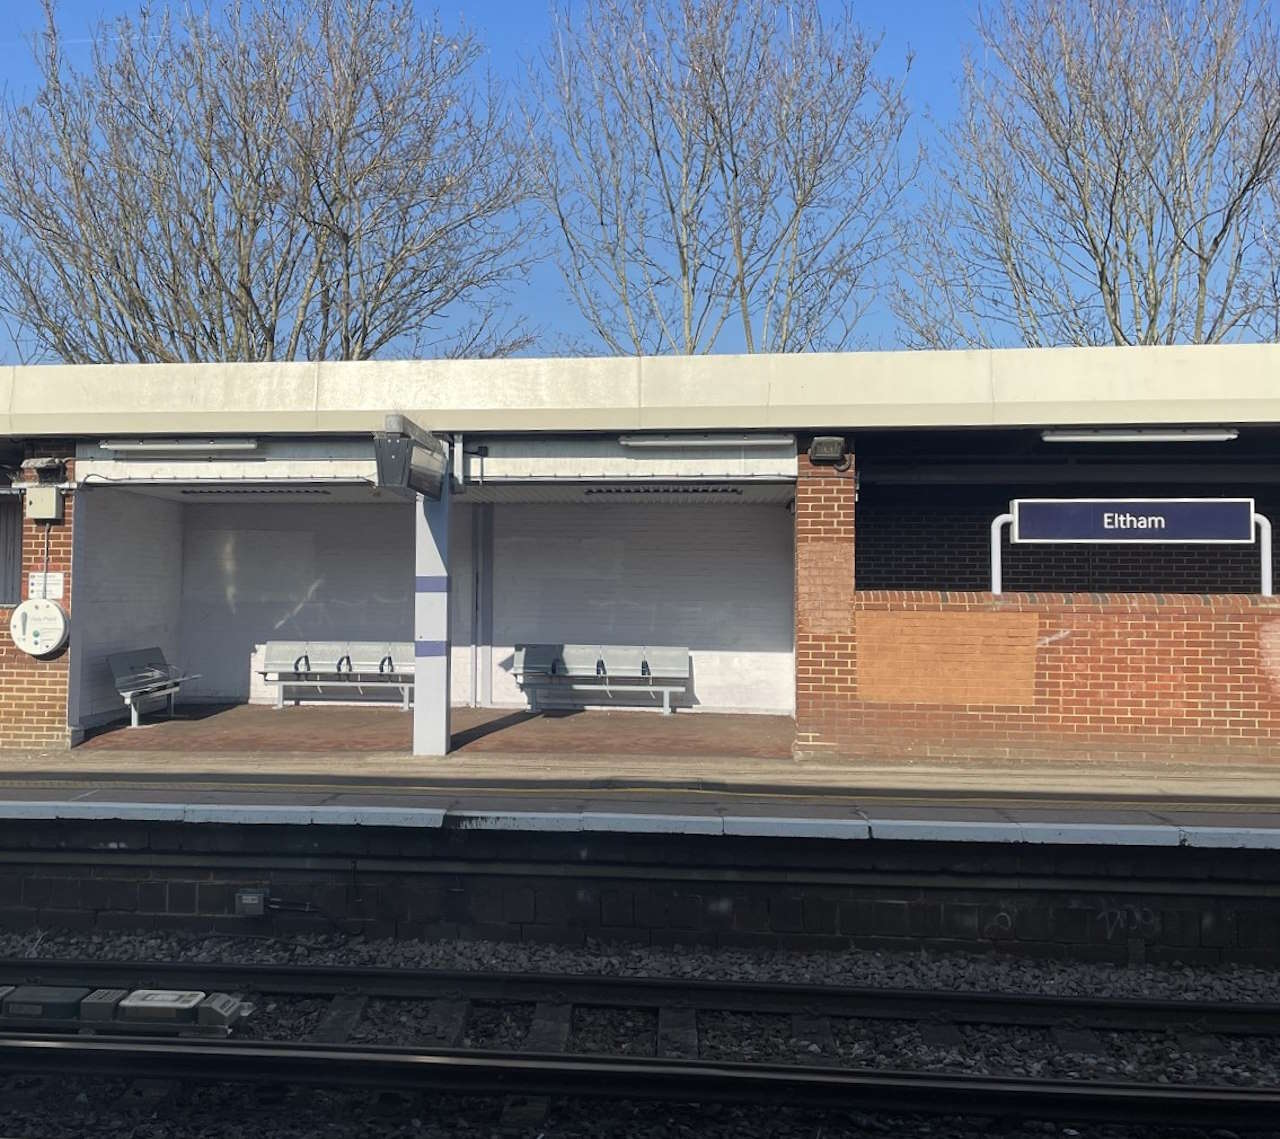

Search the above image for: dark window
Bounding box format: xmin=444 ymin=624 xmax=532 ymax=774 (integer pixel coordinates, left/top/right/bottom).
xmin=0 ymin=495 xmax=19 ymax=604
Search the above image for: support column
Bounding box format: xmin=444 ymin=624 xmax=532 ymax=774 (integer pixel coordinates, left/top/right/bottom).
xmin=413 ymin=484 xmax=451 ymax=756
xmin=793 ymin=446 xmax=856 ymax=756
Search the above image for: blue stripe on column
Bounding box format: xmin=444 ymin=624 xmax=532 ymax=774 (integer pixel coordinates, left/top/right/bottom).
xmin=415 ymin=640 xmax=448 ymax=658
xmin=415 ymin=575 xmax=449 ymax=592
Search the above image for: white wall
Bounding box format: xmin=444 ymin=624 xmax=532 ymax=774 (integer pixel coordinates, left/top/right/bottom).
xmin=176 ymin=499 xmax=478 ymax=705
xmin=71 ymin=488 xmax=184 ymax=727
xmin=73 ymin=493 xmax=792 ymax=719
xmin=179 ymin=502 xmax=414 ymax=702
xmin=489 ymin=503 xmax=794 ymax=713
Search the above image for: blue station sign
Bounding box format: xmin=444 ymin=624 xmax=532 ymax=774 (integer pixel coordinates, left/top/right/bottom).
xmin=1012 ymin=498 xmax=1256 ymax=544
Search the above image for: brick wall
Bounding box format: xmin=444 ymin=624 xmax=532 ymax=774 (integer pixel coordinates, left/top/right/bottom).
xmin=4 ymin=820 xmax=1280 ymax=964
xmin=0 ymin=447 xmax=74 ymax=749
xmin=794 ymin=449 xmax=1280 ymax=761
xmin=809 ymin=591 xmax=1280 ymax=761
xmin=857 ymin=486 xmax=1271 ymax=593
xmin=794 ymin=449 xmax=856 ymax=754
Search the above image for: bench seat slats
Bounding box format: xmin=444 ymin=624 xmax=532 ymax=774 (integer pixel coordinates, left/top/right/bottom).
xmin=259 ymin=640 xmax=415 ymax=710
xmin=106 ymin=647 xmax=199 ymax=728
xmin=513 ymin=644 xmax=690 ymax=713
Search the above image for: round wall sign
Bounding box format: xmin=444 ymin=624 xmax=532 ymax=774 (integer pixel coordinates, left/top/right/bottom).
xmin=8 ymin=599 xmax=70 ymax=658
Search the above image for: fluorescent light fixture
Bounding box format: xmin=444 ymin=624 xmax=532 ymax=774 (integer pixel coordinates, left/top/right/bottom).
xmin=1041 ymin=429 xmax=1238 ymax=444
xmin=583 ymin=484 xmax=743 ymax=496
xmin=617 ymin=433 xmax=794 ymax=449
xmin=101 ymin=438 xmax=259 ymax=452
xmin=179 ymin=487 xmax=330 ymax=496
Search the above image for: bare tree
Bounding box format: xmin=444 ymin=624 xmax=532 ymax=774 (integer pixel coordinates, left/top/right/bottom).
xmin=530 ymin=0 xmax=912 ymax=355
xmin=897 ymin=0 xmax=1280 ymax=349
xmin=0 ymin=0 xmax=530 ymax=363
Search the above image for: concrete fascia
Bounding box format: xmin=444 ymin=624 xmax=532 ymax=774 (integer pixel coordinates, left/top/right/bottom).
xmin=4 ymin=343 xmax=1280 ymax=438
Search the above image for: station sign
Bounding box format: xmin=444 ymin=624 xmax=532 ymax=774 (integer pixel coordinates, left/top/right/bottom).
xmin=1012 ymin=498 xmax=1255 ymax=544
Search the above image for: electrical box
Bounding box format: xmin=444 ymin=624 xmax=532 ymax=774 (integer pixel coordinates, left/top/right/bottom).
xmin=24 ymin=486 xmax=62 ymax=522
xmin=235 ymin=888 xmax=267 ymax=917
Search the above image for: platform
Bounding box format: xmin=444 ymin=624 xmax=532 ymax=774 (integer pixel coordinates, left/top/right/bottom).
xmin=5 ymin=706 xmax=1280 ymax=847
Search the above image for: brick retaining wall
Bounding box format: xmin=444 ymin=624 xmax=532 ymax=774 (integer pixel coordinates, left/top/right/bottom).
xmin=0 ymin=821 xmax=1274 ymax=965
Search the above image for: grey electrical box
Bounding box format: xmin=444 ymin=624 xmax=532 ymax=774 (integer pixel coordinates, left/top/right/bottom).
xmin=235 ymin=888 xmax=267 ymax=917
xmin=81 ymin=988 xmax=129 ymax=1021
xmin=24 ymin=486 xmax=62 ymax=522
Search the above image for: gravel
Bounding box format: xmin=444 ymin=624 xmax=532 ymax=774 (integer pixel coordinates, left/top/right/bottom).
xmin=569 ymin=1006 xmax=656 ymax=1056
xmin=235 ymin=995 xmax=328 ymax=1041
xmin=343 ymin=999 xmax=534 ymax=1048
xmin=461 ymin=1000 xmax=534 ymax=1049
xmin=347 ymin=998 xmax=449 ymax=1046
xmin=823 ymin=1018 xmax=1280 ymax=1086
xmin=2 ymin=926 xmax=1278 ymax=1005
xmin=697 ymin=1011 xmax=796 ymax=1063
xmin=0 ymin=1077 xmax=1273 ymax=1139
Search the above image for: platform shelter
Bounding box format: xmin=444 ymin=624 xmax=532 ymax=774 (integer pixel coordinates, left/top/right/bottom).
xmin=1 ymin=345 xmax=1279 ymax=763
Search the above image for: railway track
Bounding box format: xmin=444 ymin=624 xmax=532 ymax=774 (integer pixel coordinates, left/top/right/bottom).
xmin=1 ymin=957 xmax=1277 ymax=1035
xmin=0 ymin=957 xmax=1277 ymax=1128
xmin=0 ymin=1035 xmax=1278 ymax=1128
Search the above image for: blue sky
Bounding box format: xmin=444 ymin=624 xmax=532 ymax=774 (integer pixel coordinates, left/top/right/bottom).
xmin=1 ymin=1 xmax=980 ymax=353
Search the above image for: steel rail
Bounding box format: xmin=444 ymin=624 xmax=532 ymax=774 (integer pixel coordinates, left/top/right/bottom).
xmin=0 ymin=1035 xmax=1276 ymax=1127
xmin=0 ymin=958 xmax=1276 ymax=1035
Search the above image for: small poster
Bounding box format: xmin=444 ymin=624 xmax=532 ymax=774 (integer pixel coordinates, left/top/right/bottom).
xmin=28 ymin=571 xmax=64 ymax=601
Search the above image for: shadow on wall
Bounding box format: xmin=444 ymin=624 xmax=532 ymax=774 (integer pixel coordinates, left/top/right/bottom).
xmin=178 ymin=502 xmax=414 ymax=702
xmin=490 ymin=503 xmax=796 ymax=713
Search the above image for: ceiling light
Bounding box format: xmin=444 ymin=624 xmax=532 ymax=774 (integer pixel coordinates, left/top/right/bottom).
xmin=101 ymin=438 xmax=259 ymax=452
xmin=1040 ymin=429 xmax=1238 ymax=444
xmin=617 ymin=433 xmax=794 ymax=448
xmin=583 ymin=485 xmax=743 ymax=496
xmin=179 ymin=487 xmax=331 ymax=496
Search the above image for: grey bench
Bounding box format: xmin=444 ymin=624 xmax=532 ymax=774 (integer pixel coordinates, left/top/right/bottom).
xmin=107 ymin=647 xmax=200 ymax=728
xmin=259 ymin=641 xmax=414 ymax=710
xmin=512 ymin=644 xmax=690 ymax=714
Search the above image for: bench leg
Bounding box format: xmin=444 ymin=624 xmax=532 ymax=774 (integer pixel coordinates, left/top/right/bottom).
xmin=168 ymin=691 xmax=176 ymax=720
xmin=402 ymin=685 xmax=411 ymax=712
xmin=275 ymin=685 xmax=284 ymax=710
xmin=662 ymin=689 xmax=672 ymax=715
xmin=129 ymin=703 xmax=140 ymax=729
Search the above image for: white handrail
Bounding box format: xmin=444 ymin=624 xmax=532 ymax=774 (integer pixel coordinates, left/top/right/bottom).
xmin=1256 ymin=513 xmax=1273 ymax=597
xmin=990 ymin=512 xmax=1014 ymax=594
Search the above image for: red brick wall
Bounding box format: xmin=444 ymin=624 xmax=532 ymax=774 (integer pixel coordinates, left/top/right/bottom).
xmin=839 ymin=592 xmax=1280 ymax=761
xmin=0 ymin=449 xmax=74 ymax=750
xmin=794 ymin=450 xmax=856 ymax=755
xmin=794 ymin=449 xmax=1280 ymax=761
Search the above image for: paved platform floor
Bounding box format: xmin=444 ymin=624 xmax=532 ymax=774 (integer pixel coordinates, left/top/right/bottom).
xmin=3 ymin=702 xmax=1279 ymax=845
xmin=80 ymin=704 xmax=796 ymax=759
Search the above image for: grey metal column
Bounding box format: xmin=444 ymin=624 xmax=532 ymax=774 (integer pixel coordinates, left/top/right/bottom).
xmin=413 ymin=482 xmax=451 ymax=756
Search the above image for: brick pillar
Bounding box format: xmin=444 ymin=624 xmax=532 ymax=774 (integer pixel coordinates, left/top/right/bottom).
xmin=793 ymin=446 xmax=855 ymax=755
xmin=0 ymin=448 xmax=75 ymax=749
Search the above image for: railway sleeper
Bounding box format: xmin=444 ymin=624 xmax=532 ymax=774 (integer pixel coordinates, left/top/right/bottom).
xmin=500 ymin=1001 xmax=572 ymax=1133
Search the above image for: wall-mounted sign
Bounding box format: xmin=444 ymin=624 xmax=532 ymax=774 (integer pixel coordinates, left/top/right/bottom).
xmin=27 ymin=571 xmax=64 ymax=601
xmin=1012 ymin=498 xmax=1255 ymax=544
xmin=8 ymin=598 xmax=70 ymax=657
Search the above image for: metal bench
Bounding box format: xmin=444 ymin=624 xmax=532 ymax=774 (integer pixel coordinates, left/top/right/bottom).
xmin=512 ymin=644 xmax=690 ymax=714
xmin=259 ymin=641 xmax=414 ymax=710
xmin=107 ymin=647 xmax=200 ymax=728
